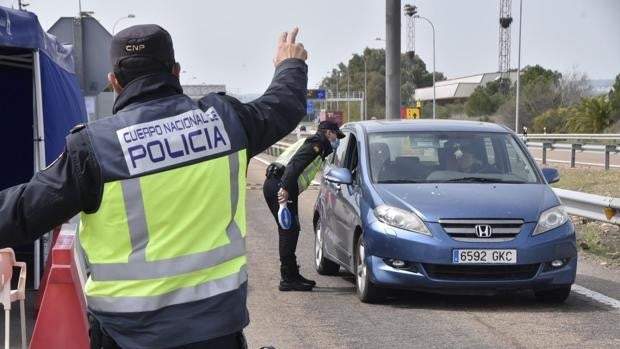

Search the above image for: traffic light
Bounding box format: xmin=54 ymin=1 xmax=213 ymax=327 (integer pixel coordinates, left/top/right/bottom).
xmin=307 ymin=89 xmax=326 ymax=99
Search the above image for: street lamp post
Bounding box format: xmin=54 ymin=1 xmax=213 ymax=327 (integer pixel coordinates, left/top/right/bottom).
xmin=515 ymin=0 xmax=523 ymax=133
xmin=364 ymin=58 xmax=367 ymax=121
xmin=112 ymin=14 xmax=136 ymax=34
xmin=414 ymin=15 xmax=436 ymax=119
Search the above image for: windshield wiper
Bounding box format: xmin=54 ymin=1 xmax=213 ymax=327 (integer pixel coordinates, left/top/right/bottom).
xmin=377 ymin=179 xmax=421 ymax=184
xmin=443 ymin=177 xmax=511 ymax=183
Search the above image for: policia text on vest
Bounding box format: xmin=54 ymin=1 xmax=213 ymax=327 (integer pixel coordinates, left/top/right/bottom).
xmin=118 ymin=107 xmax=230 ymax=175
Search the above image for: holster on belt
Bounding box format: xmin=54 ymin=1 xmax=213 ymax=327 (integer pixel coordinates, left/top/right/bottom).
xmin=266 ymin=163 xmax=285 ymax=179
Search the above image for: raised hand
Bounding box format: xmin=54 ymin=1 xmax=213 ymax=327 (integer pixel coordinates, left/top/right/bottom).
xmin=274 ymin=27 xmax=308 ymax=66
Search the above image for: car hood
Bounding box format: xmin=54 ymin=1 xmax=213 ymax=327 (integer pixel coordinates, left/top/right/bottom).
xmin=373 ymin=183 xmax=560 ymax=223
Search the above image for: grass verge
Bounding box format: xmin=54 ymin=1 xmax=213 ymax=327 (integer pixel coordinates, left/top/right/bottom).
xmin=549 ymin=164 xmax=620 ymax=267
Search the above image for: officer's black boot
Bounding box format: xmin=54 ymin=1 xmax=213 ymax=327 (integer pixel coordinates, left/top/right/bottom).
xmin=279 ymin=264 xmax=313 ymax=291
xmin=295 ymin=265 xmax=316 ymax=287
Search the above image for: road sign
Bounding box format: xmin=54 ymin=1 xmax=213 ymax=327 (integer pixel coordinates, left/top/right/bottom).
xmin=306 ymin=101 xmax=314 ymax=115
xmin=48 ymin=16 xmax=112 ymax=96
xmin=406 ymin=107 xmax=420 ymax=119
xmin=401 ymin=107 xmax=420 ymax=119
xmin=307 ymin=89 xmax=326 ymax=99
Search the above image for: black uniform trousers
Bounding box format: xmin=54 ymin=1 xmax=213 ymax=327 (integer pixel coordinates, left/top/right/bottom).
xmin=262 ymin=175 xmax=301 ymax=269
xmin=90 ymin=315 xmax=248 ymax=349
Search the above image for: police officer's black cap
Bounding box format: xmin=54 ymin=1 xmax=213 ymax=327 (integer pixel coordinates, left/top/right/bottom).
xmin=110 ymin=24 xmax=175 ymax=70
xmin=318 ymin=120 xmax=345 ymax=139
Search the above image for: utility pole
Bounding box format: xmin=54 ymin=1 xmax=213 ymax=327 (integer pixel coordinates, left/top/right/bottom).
xmin=515 ymin=0 xmax=523 ymax=133
xmin=386 ymin=0 xmax=401 ymax=119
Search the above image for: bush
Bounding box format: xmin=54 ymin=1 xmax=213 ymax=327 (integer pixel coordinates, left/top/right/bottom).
xmin=531 ymin=107 xmax=572 ymax=133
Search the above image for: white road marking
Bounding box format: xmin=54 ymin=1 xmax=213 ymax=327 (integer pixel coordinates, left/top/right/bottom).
xmin=252 ymin=156 xmax=271 ymax=166
xmin=533 ymin=157 xmax=620 ymax=169
xmin=253 ymin=156 xmax=321 ymax=185
xmin=572 ymin=284 xmax=620 ymax=313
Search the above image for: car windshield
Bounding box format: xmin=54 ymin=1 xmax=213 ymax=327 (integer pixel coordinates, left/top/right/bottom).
xmin=368 ymin=131 xmax=539 ymax=184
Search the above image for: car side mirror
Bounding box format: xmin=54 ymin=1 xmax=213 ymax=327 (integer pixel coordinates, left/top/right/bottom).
xmin=325 ymin=168 xmax=353 ymax=185
xmin=542 ymin=168 xmax=560 ymax=184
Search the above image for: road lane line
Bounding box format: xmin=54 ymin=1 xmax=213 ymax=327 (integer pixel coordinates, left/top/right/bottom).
xmin=532 ymin=157 xmax=620 ymax=169
xmin=253 ymin=156 xmax=321 ymax=185
xmin=572 ymin=284 xmax=620 ymax=313
xmin=253 ymin=156 xmax=271 ymax=166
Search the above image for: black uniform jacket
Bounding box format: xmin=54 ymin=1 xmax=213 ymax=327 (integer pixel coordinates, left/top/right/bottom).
xmin=280 ymin=131 xmax=333 ymax=198
xmin=0 ymin=58 xmax=308 ymax=246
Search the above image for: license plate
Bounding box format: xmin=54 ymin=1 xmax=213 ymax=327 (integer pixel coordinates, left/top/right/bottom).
xmin=452 ymin=249 xmax=517 ymax=264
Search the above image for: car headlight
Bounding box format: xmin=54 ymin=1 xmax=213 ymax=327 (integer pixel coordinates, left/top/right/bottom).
xmin=533 ymin=206 xmax=569 ymax=235
xmin=374 ymin=205 xmax=431 ymax=236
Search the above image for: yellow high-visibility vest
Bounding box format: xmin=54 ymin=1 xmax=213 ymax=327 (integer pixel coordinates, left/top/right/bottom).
xmin=275 ymin=138 xmax=324 ymax=193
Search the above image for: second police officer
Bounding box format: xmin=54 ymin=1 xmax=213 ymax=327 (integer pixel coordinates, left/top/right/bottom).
xmin=263 ymin=120 xmax=345 ymax=291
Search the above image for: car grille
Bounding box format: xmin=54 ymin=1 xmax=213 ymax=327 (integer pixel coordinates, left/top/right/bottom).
xmin=423 ymin=263 xmax=540 ymax=281
xmin=439 ymin=219 xmax=524 ymax=242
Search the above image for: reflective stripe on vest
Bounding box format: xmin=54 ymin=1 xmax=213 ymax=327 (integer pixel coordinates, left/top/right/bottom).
xmin=81 ymin=150 xmax=247 ymax=313
xmin=274 ymin=138 xmax=324 ymax=193
xmin=296 ymin=156 xmax=323 ymax=192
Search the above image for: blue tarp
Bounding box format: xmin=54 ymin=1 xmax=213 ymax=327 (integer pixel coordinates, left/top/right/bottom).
xmin=0 ymin=6 xmax=87 ymax=189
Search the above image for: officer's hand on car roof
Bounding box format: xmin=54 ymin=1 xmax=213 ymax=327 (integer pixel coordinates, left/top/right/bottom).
xmin=274 ymin=27 xmax=307 ymax=66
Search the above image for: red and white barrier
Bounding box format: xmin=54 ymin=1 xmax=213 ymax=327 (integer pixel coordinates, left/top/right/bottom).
xmin=30 ymin=223 xmax=89 ymax=349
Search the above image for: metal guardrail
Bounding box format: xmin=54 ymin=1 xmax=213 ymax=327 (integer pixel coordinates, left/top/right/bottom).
xmin=524 ymin=133 xmax=620 ymax=141
xmin=526 ymin=141 xmax=619 ymax=170
xmin=554 ymin=188 xmax=620 ymax=225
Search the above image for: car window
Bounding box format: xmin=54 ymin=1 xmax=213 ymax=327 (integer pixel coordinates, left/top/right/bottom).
xmin=343 ymin=134 xmax=359 ymax=182
xmin=483 ymin=137 xmax=496 ymax=165
xmin=331 ymin=131 xmax=350 ymax=167
xmin=368 ymin=131 xmax=539 ymax=183
xmin=504 ymin=137 xmax=538 ymax=182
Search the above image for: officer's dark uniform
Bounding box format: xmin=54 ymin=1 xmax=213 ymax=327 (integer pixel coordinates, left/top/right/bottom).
xmin=0 ymin=25 xmax=308 ymax=349
xmin=263 ymin=131 xmax=333 ymax=291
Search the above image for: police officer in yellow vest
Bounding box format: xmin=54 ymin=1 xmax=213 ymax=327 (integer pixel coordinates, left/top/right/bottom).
xmin=263 ymin=120 xmax=345 ymax=291
xmin=0 ymin=24 xmax=308 ymax=348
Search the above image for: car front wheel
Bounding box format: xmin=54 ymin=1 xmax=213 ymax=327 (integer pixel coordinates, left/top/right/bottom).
xmin=355 ymin=235 xmax=384 ymax=303
xmin=314 ymin=218 xmax=340 ymax=275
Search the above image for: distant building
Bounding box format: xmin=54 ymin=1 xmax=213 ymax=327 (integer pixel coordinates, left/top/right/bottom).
xmin=589 ymin=79 xmax=614 ymax=96
xmin=89 ymin=84 xmax=227 ymax=121
xmin=413 ymin=71 xmax=519 ymax=103
xmin=183 ymin=84 xmax=226 ymax=100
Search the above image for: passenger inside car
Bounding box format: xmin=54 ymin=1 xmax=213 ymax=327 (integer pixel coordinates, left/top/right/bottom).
xmin=454 ymin=144 xmax=482 ymax=173
xmin=369 ymin=142 xmax=390 ymax=181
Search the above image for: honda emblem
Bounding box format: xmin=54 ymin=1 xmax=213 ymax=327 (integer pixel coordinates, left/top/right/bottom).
xmin=474 ymin=224 xmax=493 ymax=238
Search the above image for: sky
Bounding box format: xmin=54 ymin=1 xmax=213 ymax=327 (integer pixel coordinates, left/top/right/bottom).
xmin=1 ymin=0 xmax=619 ymax=95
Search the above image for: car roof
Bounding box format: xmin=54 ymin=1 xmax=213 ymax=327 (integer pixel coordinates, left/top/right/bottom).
xmin=344 ymin=119 xmax=513 ymax=134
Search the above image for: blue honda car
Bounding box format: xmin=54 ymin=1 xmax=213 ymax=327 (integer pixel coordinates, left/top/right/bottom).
xmin=313 ymin=120 xmax=576 ymax=303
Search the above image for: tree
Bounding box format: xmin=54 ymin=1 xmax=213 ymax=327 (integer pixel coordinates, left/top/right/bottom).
xmin=465 ymin=80 xmax=506 ymax=116
xmin=566 ymin=96 xmax=612 ymax=133
xmin=520 ymin=64 xmax=562 ymax=86
xmin=320 ymin=48 xmax=443 ymax=120
xmin=609 ymin=74 xmax=620 ymax=123
xmin=531 ymin=107 xmax=572 ymax=133
xmin=465 ymin=86 xmax=496 ymax=116
xmin=497 ymin=65 xmax=562 ymax=128
xmin=559 ymin=70 xmax=592 ymax=107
